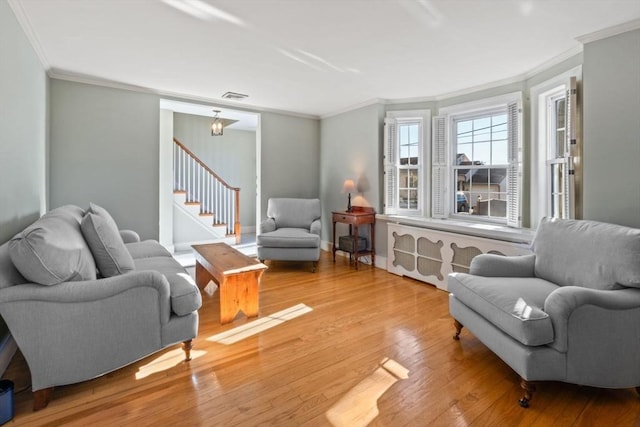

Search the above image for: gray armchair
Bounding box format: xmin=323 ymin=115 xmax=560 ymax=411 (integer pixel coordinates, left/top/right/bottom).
xmin=448 ymin=217 xmax=640 ymax=407
xmin=257 ymin=198 xmax=321 ymax=272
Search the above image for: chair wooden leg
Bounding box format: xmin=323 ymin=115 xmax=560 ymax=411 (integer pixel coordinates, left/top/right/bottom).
xmin=636 ymin=386 xmax=640 ymax=396
xmin=518 ymin=378 xmax=536 ymax=408
xmin=312 ymin=261 xmax=318 ymax=273
xmin=453 ymin=319 xmax=463 ymax=340
xmin=182 ymin=339 xmax=193 ymax=362
xmin=33 ymin=387 xmax=54 ymax=411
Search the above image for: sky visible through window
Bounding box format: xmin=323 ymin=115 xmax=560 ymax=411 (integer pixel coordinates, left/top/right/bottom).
xmin=456 ymin=114 xmax=508 ymax=166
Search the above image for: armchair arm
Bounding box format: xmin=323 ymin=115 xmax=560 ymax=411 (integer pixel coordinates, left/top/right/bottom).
xmin=469 ymin=253 xmax=535 ymax=277
xmin=260 ymin=218 xmax=276 ymax=233
xmin=544 ymin=286 xmax=640 ymax=353
xmin=0 ymin=270 xmax=171 ymax=323
xmin=0 ymin=270 xmax=174 ymax=391
xmin=310 ymin=218 xmax=321 ymax=236
xmin=120 ymin=229 xmax=141 ymax=243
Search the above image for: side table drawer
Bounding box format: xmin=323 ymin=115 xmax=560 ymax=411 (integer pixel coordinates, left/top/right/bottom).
xmin=333 ymin=213 xmax=358 ymax=225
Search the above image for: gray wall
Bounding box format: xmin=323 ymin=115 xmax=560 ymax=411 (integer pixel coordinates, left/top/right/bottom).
xmin=48 ymin=81 xmax=319 ymax=239
xmin=582 ymin=29 xmax=640 ymax=228
xmin=260 ymin=112 xmax=320 ymax=220
xmin=173 ymin=112 xmax=256 ymax=228
xmin=0 ymin=1 xmax=48 ymax=244
xmin=320 ymin=103 xmax=384 ymax=247
xmin=50 ymin=79 xmax=160 ymax=239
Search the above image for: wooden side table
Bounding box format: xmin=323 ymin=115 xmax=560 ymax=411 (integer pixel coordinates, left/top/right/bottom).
xmin=332 ymin=206 xmax=375 ymax=269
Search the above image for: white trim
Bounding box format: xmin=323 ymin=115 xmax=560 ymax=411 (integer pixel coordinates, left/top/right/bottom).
xmin=384 ymin=109 xmax=431 ymax=216
xmin=320 ymin=98 xmax=386 ymax=119
xmin=377 ymin=214 xmax=534 ymax=245
xmin=48 ymin=69 xmax=320 ymax=121
xmin=438 ymin=91 xmax=523 ymax=116
xmin=529 ymin=66 xmax=582 ymax=228
xmin=7 ymin=0 xmax=51 ymax=70
xmin=576 ymin=18 xmax=640 ymax=44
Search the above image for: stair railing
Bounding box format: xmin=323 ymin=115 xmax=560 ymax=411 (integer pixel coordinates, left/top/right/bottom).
xmin=173 ymin=138 xmax=240 ymax=243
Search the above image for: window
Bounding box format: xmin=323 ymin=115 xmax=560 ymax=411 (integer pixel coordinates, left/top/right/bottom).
xmin=453 ymin=111 xmax=509 ymax=219
xmin=384 ymin=110 xmax=430 ymax=215
xmin=532 ymin=70 xmax=581 ymax=225
xmin=434 ymin=93 xmax=522 ymax=227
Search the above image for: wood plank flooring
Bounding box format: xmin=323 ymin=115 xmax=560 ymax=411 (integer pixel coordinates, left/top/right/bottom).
xmin=4 ymin=251 xmax=640 ymax=426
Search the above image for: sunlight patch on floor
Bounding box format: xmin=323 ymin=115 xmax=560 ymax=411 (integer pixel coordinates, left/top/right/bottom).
xmin=135 ymin=348 xmax=206 ymax=380
xmin=206 ymin=303 xmax=313 ymax=345
xmin=326 ymin=357 xmax=410 ymax=427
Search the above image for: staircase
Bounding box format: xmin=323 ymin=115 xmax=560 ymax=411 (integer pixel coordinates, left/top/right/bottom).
xmin=173 ymin=138 xmax=241 ymax=245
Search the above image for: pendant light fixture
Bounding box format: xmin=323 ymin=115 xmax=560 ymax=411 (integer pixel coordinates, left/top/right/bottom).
xmin=211 ymin=110 xmax=223 ymax=136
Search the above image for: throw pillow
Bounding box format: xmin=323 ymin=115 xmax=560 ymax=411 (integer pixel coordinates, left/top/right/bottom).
xmin=81 ymin=213 xmax=135 ymax=277
xmin=9 ymin=206 xmax=97 ymax=285
xmin=87 ymin=202 xmax=120 ymax=231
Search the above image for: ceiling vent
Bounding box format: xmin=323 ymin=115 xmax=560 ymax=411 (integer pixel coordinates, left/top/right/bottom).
xmin=222 ymin=91 xmax=248 ymax=100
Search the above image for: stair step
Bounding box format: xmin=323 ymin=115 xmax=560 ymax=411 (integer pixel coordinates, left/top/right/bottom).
xmin=184 ymin=201 xmax=200 ymax=206
xmin=199 ymin=212 xmax=214 ymax=217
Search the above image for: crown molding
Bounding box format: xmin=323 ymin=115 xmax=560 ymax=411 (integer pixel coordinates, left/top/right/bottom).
xmin=47 ymin=69 xmax=319 ymax=120
xmin=576 ymin=18 xmax=640 ymax=44
xmin=320 ymin=98 xmax=386 ymax=120
xmin=8 ymin=0 xmax=50 ymax=70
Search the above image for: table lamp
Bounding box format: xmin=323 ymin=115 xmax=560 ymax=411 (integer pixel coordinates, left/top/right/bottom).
xmin=342 ymin=179 xmax=356 ymax=212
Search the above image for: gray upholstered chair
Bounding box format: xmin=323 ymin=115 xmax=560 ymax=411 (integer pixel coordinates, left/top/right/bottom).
xmin=449 ymin=217 xmax=640 ymax=407
xmin=257 ymin=198 xmax=321 ymax=272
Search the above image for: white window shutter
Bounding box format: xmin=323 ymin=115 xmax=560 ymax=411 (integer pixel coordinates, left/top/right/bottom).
xmin=506 ymin=101 xmax=522 ymax=228
xmin=565 ymin=76 xmax=578 ymax=219
xmin=384 ymin=117 xmax=398 ymax=214
xmin=431 ymin=116 xmax=447 ymax=218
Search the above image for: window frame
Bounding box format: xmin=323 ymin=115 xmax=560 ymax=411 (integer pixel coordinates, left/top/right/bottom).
xmin=383 ymin=109 xmax=431 ymax=216
xmin=530 ymin=66 xmax=582 ymax=228
xmin=434 ymin=92 xmax=523 ymax=227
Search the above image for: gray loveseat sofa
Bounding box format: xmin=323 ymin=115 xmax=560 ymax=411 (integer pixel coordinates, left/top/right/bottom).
xmin=449 ymin=217 xmax=640 ymax=407
xmin=0 ymin=204 xmax=201 ymax=410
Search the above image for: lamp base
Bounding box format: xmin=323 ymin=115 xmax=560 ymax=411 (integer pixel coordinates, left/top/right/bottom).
xmin=347 ymin=193 xmax=352 ymax=212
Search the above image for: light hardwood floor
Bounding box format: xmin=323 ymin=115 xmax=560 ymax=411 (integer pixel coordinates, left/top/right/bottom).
xmin=5 ymin=251 xmax=640 ymax=426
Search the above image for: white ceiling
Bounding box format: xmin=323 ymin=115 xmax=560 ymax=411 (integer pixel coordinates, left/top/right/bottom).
xmin=9 ymin=0 xmax=640 ymax=118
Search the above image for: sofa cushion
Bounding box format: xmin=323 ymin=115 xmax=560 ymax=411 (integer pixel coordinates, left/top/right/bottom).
xmin=267 ymin=198 xmax=321 ymax=229
xmin=134 ymin=257 xmax=201 ymax=316
xmin=448 ymin=273 xmax=557 ymax=346
xmin=81 ymin=213 xmax=135 ymax=277
xmin=126 ymin=240 xmax=172 ymax=259
xmin=9 ymin=205 xmax=97 ymax=286
xmin=533 ymin=218 xmax=640 ymax=290
xmin=257 ymin=228 xmax=321 ymax=248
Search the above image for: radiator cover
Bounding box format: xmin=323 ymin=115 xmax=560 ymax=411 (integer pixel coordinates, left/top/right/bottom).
xmin=387 ymin=223 xmax=531 ymax=290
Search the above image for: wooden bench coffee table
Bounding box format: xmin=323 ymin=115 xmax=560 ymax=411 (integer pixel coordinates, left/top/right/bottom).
xmin=192 ymin=243 xmax=268 ymax=324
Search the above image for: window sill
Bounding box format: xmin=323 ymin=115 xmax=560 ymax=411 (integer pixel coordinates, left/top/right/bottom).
xmin=376 ymin=214 xmax=534 ymax=245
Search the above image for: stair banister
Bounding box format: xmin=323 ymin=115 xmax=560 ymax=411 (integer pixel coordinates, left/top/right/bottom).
xmin=173 ymin=138 xmax=241 ymax=243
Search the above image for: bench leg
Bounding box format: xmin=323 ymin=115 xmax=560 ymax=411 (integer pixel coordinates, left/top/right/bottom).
xmin=33 ymin=387 xmax=54 ymax=411
xmin=453 ymin=319 xmax=463 ymax=340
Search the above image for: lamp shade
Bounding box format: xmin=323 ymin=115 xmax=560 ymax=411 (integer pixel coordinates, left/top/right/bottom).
xmin=342 ymin=179 xmax=356 ymax=193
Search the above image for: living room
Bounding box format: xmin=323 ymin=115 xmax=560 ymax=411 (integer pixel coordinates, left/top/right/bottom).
xmin=1 ymin=0 xmax=640 ymax=424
